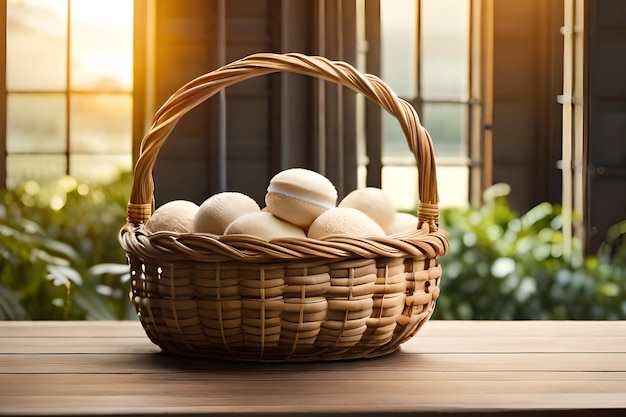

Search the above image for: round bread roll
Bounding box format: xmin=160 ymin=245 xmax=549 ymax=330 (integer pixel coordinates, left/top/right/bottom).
xmin=339 ymin=187 xmax=396 ymax=234
xmin=390 ymin=212 xmax=419 ymax=235
xmin=145 ymin=200 xmax=199 ymax=233
xmin=265 ymin=168 xmax=337 ymax=229
xmin=193 ymin=192 xmax=260 ymax=235
xmin=224 ymin=211 xmax=306 ymax=240
xmin=307 ymin=207 xmax=386 ymax=239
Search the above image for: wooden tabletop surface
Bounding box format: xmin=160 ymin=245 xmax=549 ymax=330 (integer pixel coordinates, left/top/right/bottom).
xmin=1 ymin=320 xmax=625 ymax=416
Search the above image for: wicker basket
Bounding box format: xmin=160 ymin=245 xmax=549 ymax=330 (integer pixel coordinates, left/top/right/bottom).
xmin=120 ymin=52 xmax=449 ymax=362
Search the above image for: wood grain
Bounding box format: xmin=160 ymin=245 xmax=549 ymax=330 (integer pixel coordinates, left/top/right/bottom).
xmin=1 ymin=320 xmax=625 ymax=416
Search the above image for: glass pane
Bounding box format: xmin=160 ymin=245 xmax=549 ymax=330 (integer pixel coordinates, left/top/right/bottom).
xmin=382 ymin=112 xmax=413 ymax=161
xmin=69 ymin=154 xmax=132 ymax=184
xmin=70 ymin=0 xmax=133 ymax=91
xmin=6 ymin=0 xmax=67 ymax=91
xmin=380 ymin=0 xmax=417 ymax=97
xmin=6 ymin=154 xmax=67 ymax=189
xmin=7 ymin=94 xmax=67 ymax=153
xmin=382 ymin=166 xmax=419 ymax=211
xmin=69 ymin=94 xmax=132 ymax=154
xmin=382 ymin=166 xmax=469 ymax=210
xmin=421 ymin=0 xmax=469 ymax=100
xmin=422 ymin=103 xmax=467 ymax=158
xmin=438 ymin=166 xmax=469 ymax=207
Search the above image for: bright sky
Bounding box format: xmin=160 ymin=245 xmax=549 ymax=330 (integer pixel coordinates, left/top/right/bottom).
xmin=26 ymin=0 xmax=133 ymax=25
xmin=7 ymin=0 xmax=134 ymax=91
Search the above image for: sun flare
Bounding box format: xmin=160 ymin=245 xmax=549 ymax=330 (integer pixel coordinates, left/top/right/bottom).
xmin=8 ymin=0 xmax=134 ymax=92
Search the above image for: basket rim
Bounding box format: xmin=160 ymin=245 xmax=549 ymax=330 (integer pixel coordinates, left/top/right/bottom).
xmin=121 ymin=221 xmax=449 ymax=264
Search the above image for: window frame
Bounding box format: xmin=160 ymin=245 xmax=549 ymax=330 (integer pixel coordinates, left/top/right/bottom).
xmin=377 ymin=0 xmax=489 ymax=209
xmin=2 ymin=0 xmax=134 ymax=189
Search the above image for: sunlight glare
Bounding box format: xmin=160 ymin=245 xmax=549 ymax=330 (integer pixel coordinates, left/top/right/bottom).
xmin=70 ymin=0 xmax=133 ymax=26
xmin=70 ymin=0 xmax=134 ymax=91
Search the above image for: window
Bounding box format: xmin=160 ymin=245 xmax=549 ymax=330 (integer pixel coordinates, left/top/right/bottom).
xmin=379 ymin=0 xmax=484 ymax=209
xmin=4 ymin=0 xmax=134 ymax=188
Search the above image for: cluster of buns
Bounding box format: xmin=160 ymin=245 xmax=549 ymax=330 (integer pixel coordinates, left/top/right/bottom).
xmin=145 ymin=168 xmax=419 ymax=240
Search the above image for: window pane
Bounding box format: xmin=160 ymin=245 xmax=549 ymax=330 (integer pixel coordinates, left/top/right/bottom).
xmin=382 ymin=166 xmax=419 ymax=211
xmin=69 ymin=94 xmax=132 ymax=154
xmin=7 ymin=94 xmax=67 ymax=153
xmin=69 ymin=154 xmax=132 ymax=184
xmin=422 ymin=103 xmax=467 ymax=158
xmin=381 ymin=0 xmax=417 ymax=97
xmin=438 ymin=166 xmax=469 ymax=207
xmin=6 ymin=0 xmax=67 ymax=91
xmin=6 ymin=155 xmax=67 ymax=188
xmin=70 ymin=0 xmax=133 ymax=91
xmin=382 ymin=165 xmax=469 ymax=209
xmin=382 ymin=112 xmax=413 ymax=162
xmin=421 ymin=0 xmax=469 ymax=100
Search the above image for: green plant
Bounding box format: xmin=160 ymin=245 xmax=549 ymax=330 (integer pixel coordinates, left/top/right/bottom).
xmin=0 ymin=214 xmax=76 ymax=319
xmin=0 ymin=171 xmax=135 ymax=320
xmin=433 ymin=183 xmax=626 ymax=320
xmin=2 ymin=174 xmax=624 ymax=321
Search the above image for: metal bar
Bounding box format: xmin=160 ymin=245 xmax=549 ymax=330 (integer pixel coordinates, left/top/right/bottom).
xmin=355 ymin=0 xmax=367 ymax=189
xmin=469 ymin=0 xmax=483 ymax=207
xmin=216 ymin=0 xmax=227 ymax=191
xmin=0 ymin=0 xmax=7 ymax=188
xmin=482 ymin=0 xmax=494 ymax=194
xmin=335 ymin=0 xmax=344 ymax=192
xmin=573 ymin=0 xmax=585 ymax=243
xmin=66 ymin=0 xmax=71 ymax=175
xmin=140 ymin=0 xmax=157 ymax=162
xmin=415 ymin=0 xmax=422 ymax=116
xmin=316 ymin=0 xmax=327 ymax=175
xmin=364 ymin=0 xmax=382 ymax=188
xmin=6 ymin=90 xmax=131 ymax=95
xmin=562 ymin=0 xmax=575 ymax=258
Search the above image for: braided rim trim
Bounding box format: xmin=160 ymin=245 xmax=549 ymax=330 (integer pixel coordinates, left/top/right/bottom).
xmin=120 ymin=222 xmax=449 ymax=264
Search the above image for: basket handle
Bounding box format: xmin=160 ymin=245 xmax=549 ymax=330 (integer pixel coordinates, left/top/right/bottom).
xmin=126 ymin=52 xmax=441 ymax=230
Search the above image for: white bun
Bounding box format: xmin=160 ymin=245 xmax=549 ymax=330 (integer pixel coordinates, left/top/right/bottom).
xmin=145 ymin=200 xmax=199 ymax=233
xmin=390 ymin=212 xmax=419 ymax=235
xmin=193 ymin=192 xmax=260 ymax=235
xmin=265 ymin=168 xmax=337 ymax=228
xmin=307 ymin=207 xmax=386 ymax=239
xmin=224 ymin=211 xmax=306 ymax=240
xmin=339 ymin=187 xmax=396 ymax=234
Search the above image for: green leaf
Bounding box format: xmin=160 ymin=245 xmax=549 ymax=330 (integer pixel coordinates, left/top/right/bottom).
xmin=0 ymin=285 xmax=30 ymax=320
xmin=47 ymin=264 xmax=83 ymax=286
xmin=89 ymin=263 xmax=130 ymax=276
xmin=71 ymin=288 xmax=117 ymax=320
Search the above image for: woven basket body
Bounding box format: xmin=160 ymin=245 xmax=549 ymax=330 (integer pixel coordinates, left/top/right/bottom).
xmin=120 ymin=53 xmax=449 ymax=362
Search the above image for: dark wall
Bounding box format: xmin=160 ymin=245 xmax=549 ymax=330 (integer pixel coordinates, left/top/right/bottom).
xmin=490 ymin=0 xmax=626 ymax=252
xmin=151 ymin=0 xmax=220 ymax=205
xmin=491 ymin=0 xmax=564 ymax=213
xmin=585 ymin=0 xmax=626 ymax=252
xmin=222 ymin=0 xmax=291 ymax=204
xmin=148 ymin=0 xmax=359 ymax=207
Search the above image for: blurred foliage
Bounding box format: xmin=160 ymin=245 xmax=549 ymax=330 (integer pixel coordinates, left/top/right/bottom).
xmin=0 ymin=171 xmax=134 ymax=320
xmin=433 ymin=183 xmax=626 ymax=320
xmin=0 ymin=175 xmax=624 ymax=320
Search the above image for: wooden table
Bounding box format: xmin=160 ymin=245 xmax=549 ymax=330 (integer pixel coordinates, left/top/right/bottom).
xmin=1 ymin=320 xmax=625 ymax=416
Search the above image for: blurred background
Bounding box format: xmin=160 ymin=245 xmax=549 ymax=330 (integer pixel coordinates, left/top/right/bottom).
xmin=1 ymin=0 xmax=624 ymax=320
